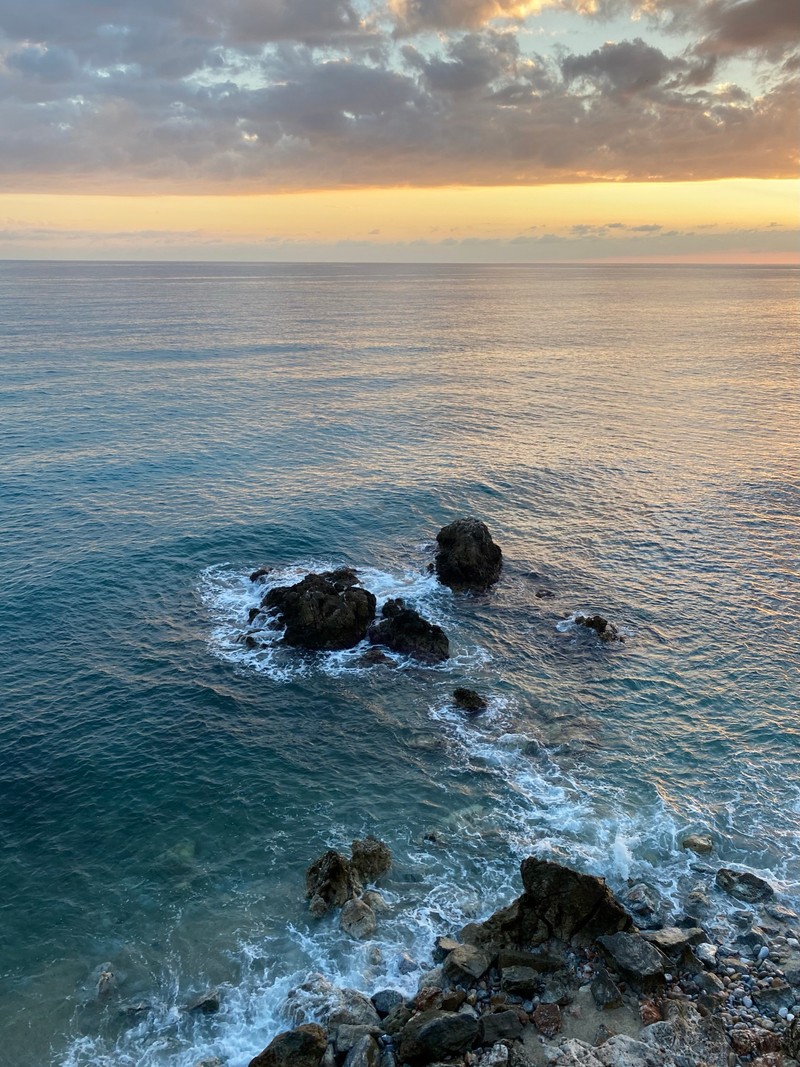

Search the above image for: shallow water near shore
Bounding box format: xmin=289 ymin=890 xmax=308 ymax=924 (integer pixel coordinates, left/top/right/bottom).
xmin=1 ymin=261 xmax=799 ymax=1066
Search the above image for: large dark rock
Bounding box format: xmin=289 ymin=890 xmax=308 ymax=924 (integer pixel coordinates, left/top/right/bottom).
xmin=597 ymin=932 xmax=669 ymax=992
xmin=397 ymin=1010 xmax=479 ymax=1065
xmin=478 ymin=1010 xmax=523 ymax=1045
xmin=715 ymin=868 xmax=774 ymax=903
xmin=367 ymin=599 xmax=449 ymax=663
xmin=442 ymin=944 xmax=491 ymax=983
xmin=462 ymin=858 xmax=631 ymax=949
xmin=305 ymin=850 xmax=361 ymax=917
xmin=452 ymin=688 xmax=488 ymax=714
xmin=574 ymin=615 xmax=623 ymax=642
xmin=435 ymin=518 xmax=502 ymax=592
xmin=249 ymin=1024 xmax=328 ymax=1067
xmin=350 ymin=837 xmax=392 ymax=884
xmin=264 ymin=570 xmax=376 ymax=651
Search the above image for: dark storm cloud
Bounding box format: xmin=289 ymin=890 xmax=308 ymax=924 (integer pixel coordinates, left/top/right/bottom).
xmin=0 ymin=1 xmax=796 ymax=190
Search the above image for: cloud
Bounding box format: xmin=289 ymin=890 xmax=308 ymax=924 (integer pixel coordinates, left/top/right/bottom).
xmin=389 ymin=0 xmax=549 ymax=33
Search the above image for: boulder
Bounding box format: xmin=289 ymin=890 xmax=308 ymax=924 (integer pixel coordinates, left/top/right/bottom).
xmin=452 ymin=688 xmax=488 ymax=714
xmin=433 ymin=936 xmax=461 ymax=962
xmin=532 ymin=1003 xmax=562 ymax=1038
xmin=263 ymin=571 xmax=376 ymax=651
xmin=681 ymin=833 xmax=713 ymax=854
xmin=596 ymin=933 xmax=668 ymax=992
xmin=186 ymin=990 xmax=220 ymax=1014
xmin=715 ymin=868 xmax=774 ymax=903
xmin=335 ymin=1025 xmax=382 ymax=1055
xmin=250 ymin=566 xmax=273 ymax=582
xmin=371 ymin=990 xmax=404 ymax=1018
xmin=500 ymin=966 xmax=542 ymax=996
xmin=343 ymin=1035 xmax=380 ymax=1067
xmin=367 ymin=599 xmax=449 ymax=663
xmin=397 ymin=1010 xmax=479 ymax=1065
xmin=640 ymin=926 xmax=704 ymax=956
xmin=574 ymin=615 xmax=623 ymax=642
xmin=351 ymin=837 xmax=392 ymax=884
xmin=591 ymin=968 xmax=622 ymax=1010
xmin=479 ymin=1010 xmax=523 ymax=1045
xmin=284 ymin=978 xmax=380 ymax=1030
xmin=340 ymin=898 xmax=377 ymax=940
xmin=249 ymin=1024 xmax=328 ymax=1067
xmin=305 ymin=851 xmax=361 ymax=917
xmin=435 ymin=518 xmax=502 ymax=592
xmin=619 ymin=884 xmax=661 ymax=929
xmin=443 ymin=945 xmax=491 ymax=984
xmin=464 ymin=858 xmax=631 ymax=950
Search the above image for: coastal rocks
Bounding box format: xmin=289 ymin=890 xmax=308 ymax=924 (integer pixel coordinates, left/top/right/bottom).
xmin=263 ymin=570 xmax=376 ymax=651
xmin=573 ymin=615 xmax=623 ymax=642
xmin=442 ymin=944 xmax=492 ymax=983
xmin=479 ymin=1010 xmax=523 ymax=1044
xmin=306 ymin=850 xmax=362 ymax=917
xmin=284 ymin=978 xmax=381 ymax=1030
xmin=186 ymin=990 xmax=221 ymax=1014
xmin=371 ymin=990 xmax=404 ymax=1018
xmin=351 ymin=837 xmax=392 ymax=885
xmin=533 ymin=1003 xmax=562 ymax=1038
xmin=681 ymin=833 xmax=714 ymax=854
xmin=715 ymin=867 xmax=774 ymax=903
xmin=367 ymin=599 xmax=449 ymax=663
xmin=591 ymin=968 xmax=623 ymax=1010
xmin=463 ymin=858 xmax=631 ymax=950
xmin=435 ymin=518 xmax=502 ymax=592
xmin=452 ymin=688 xmax=488 ymax=714
xmin=397 ymin=1009 xmax=479 ymax=1065
xmin=248 ymin=1023 xmax=327 ymax=1067
xmin=340 ymin=898 xmax=377 ymax=940
xmin=596 ymin=933 xmax=668 ymax=992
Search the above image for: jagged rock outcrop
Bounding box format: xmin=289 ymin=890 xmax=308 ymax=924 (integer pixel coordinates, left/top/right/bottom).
xmin=248 ymin=1024 xmax=327 ymax=1067
xmin=263 ymin=569 xmax=376 ymax=650
xmin=305 ymin=850 xmax=362 ymax=917
xmin=435 ymin=518 xmax=502 ymax=592
xmin=367 ymin=599 xmax=449 ymax=663
xmin=574 ymin=615 xmax=623 ymax=642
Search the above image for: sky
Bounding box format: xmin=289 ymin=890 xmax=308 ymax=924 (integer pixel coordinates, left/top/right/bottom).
xmin=0 ymin=0 xmax=798 ymax=261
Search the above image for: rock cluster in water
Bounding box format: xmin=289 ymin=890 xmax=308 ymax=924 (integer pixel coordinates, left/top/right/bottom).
xmin=305 ymin=838 xmax=393 ymax=939
xmin=243 ymin=853 xmax=800 ymax=1067
xmin=434 ymin=519 xmax=503 ymax=592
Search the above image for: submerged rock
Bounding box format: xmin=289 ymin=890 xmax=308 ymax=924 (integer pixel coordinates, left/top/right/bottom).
xmin=574 ymin=615 xmax=623 ymax=642
xmin=186 ymin=990 xmax=221 ymax=1014
xmin=681 ymin=833 xmax=714 ymax=854
xmin=367 ymin=599 xmax=449 ymax=663
xmin=248 ymin=1023 xmax=327 ymax=1067
xmin=435 ymin=518 xmax=502 ymax=592
xmin=263 ymin=570 xmax=376 ymax=651
xmin=715 ymin=867 xmax=774 ymax=903
xmin=452 ymin=687 xmax=488 ymax=714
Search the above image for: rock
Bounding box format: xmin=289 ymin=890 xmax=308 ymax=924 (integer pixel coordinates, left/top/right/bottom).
xmin=195 ymin=1059 xmax=224 ymax=1067
xmin=452 ymin=688 xmax=488 ymax=714
xmin=344 ymin=1035 xmax=380 ymax=1067
xmin=596 ymin=933 xmax=668 ymax=992
xmin=784 ymin=1016 xmax=800 ymax=1057
xmin=573 ymin=615 xmax=623 ymax=642
xmin=284 ymin=978 xmax=380 ymax=1030
xmin=397 ymin=952 xmax=418 ymax=974
xmin=591 ymin=968 xmax=622 ymax=1010
xmin=263 ymin=571 xmax=376 ymax=651
xmin=620 ymin=884 xmax=662 ymax=928
xmin=476 ymin=1045 xmax=510 ymax=1067
xmin=250 ymin=566 xmax=272 ymax=582
xmin=640 ymin=926 xmax=704 ymax=956
xmin=433 ymin=936 xmax=461 ymax=962
xmin=441 ymin=990 xmax=466 ymax=1011
xmin=500 ymin=966 xmax=543 ymax=996
xmin=479 ymin=1010 xmax=523 ymax=1045
xmin=682 ymin=833 xmax=714 ymax=854
xmin=367 ymin=599 xmax=449 ymax=663
xmin=443 ymin=945 xmax=491 ymax=984
xmin=306 ymin=851 xmax=362 ymax=917
xmin=693 ymin=942 xmax=718 ymax=968
xmin=434 ymin=518 xmax=503 ymax=592
xmin=363 ymin=890 xmax=389 ymax=914
xmin=371 ymin=990 xmax=404 ymax=1018
xmin=466 ymin=858 xmax=631 ymax=950
xmin=335 ymin=1025 xmax=382 ymax=1054
xmin=96 ymin=969 xmax=118 ymax=999
xmin=249 ymin=1023 xmax=328 ymax=1067
xmin=414 ymin=987 xmax=443 ymax=1013
xmin=351 ymin=838 xmax=392 ymax=884
xmin=340 ymin=898 xmax=377 ymax=940
xmin=540 ymin=970 xmax=574 ymax=1006
xmin=532 ymin=1003 xmax=562 ymax=1038
xmin=382 ymin=1004 xmax=414 ymax=1035
xmin=397 ymin=1009 xmax=479 ymax=1065
xmin=754 ymin=982 xmax=795 ymax=1014
xmin=360 ymin=647 xmax=393 ymax=666
xmin=535 ymin=589 xmax=556 ymax=600
xmin=498 ymin=948 xmax=564 ymax=973
xmin=186 ymin=990 xmax=220 ymax=1014
xmin=716 ymin=868 xmax=774 ymax=903
xmin=328 ymin=991 xmax=382 ymax=1029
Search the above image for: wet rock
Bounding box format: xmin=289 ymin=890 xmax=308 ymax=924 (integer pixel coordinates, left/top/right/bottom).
xmin=397 ymin=1009 xmax=479 ymax=1065
xmin=397 ymin=952 xmax=418 ymax=974
xmin=195 ymin=1058 xmax=224 ymax=1067
xmin=186 ymin=990 xmax=220 ymax=1014
xmin=363 ymin=890 xmax=389 ymax=915
xmin=452 ymin=688 xmax=488 ymax=714
xmin=285 ymin=978 xmax=380 ymax=1030
xmin=371 ymin=990 xmax=404 ymax=1018
xmin=344 ymin=1035 xmax=380 ymax=1067
xmin=263 ymin=571 xmax=376 ymax=651
xmin=249 ymin=1023 xmax=328 ymax=1067
xmin=596 ymin=932 xmax=668 ymax=992
xmin=327 ymin=991 xmax=383 ymax=1029
xmin=573 ymin=615 xmax=623 ymax=642
xmin=441 ymin=990 xmax=466 ymax=1011
xmin=250 ymin=566 xmax=272 ymax=582
xmin=693 ymin=942 xmax=718 ymax=968
xmin=433 ymin=936 xmax=461 ymax=962
xmin=784 ymin=1016 xmax=800 ymax=1057
xmin=360 ymin=647 xmax=393 ymax=666
xmin=754 ymin=982 xmax=795 ymax=1014
xmin=479 ymin=1010 xmax=523 ymax=1045
xmin=435 ymin=518 xmax=503 ymax=592
xmin=498 ymin=948 xmax=564 ymax=973
xmin=340 ymin=898 xmax=377 ymax=940
xmin=476 ymin=1045 xmax=510 ymax=1067
xmin=682 ymin=833 xmax=714 ymax=855
xmin=336 ymin=1026 xmax=382 ymax=1055
xmin=351 ymin=838 xmax=392 ymax=884
xmin=443 ymin=945 xmax=491 ymax=984
xmin=591 ymin=968 xmax=622 ymax=1010
xmin=540 ymin=970 xmax=574 ymax=1006
xmin=96 ymin=969 xmax=118 ymax=1000
xmin=640 ymin=926 xmax=704 ymax=957
xmin=367 ymin=599 xmax=449 ymax=663
xmin=620 ymin=884 xmax=661 ymax=929
xmin=500 ymin=966 xmax=543 ymax=997
xmin=306 ymin=851 xmax=362 ymax=917
xmin=382 ymin=1004 xmax=414 ymax=1036
xmin=533 ymin=1003 xmax=562 ymax=1038
xmin=535 ymin=589 xmax=556 ymax=600
xmin=119 ymin=1001 xmax=151 ymax=1020
xmin=716 ymin=868 xmax=774 ymax=903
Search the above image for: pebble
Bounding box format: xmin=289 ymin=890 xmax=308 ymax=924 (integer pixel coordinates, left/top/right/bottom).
xmin=743 ymin=996 xmax=753 ymax=1008
xmin=757 ymin=946 xmax=770 ymax=960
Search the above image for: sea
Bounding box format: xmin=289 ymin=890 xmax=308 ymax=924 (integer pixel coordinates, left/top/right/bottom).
xmin=1 ymin=261 xmax=798 ymax=1067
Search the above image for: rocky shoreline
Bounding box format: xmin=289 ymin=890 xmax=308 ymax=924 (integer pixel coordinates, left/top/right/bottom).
xmin=236 ymin=845 xmax=800 ymax=1067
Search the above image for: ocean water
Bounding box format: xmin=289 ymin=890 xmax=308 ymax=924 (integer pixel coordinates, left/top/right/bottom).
xmin=1 ymin=260 xmax=798 ymax=1067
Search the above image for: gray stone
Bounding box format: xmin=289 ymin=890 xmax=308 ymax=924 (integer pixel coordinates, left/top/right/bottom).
xmin=306 ymin=851 xmax=362 ymax=917
xmin=249 ymin=1024 xmax=328 ymax=1067
xmin=640 ymin=926 xmax=704 ymax=956
xmin=443 ymin=945 xmax=492 ymax=984
xmin=340 ymin=898 xmax=377 ymax=940
xmin=500 ymin=966 xmax=542 ymax=996
xmin=343 ymin=1035 xmax=380 ymax=1067
xmin=715 ymin=868 xmax=774 ymax=903
xmin=433 ymin=937 xmax=460 ymax=962
xmin=363 ymin=891 xmax=390 ymax=915
xmin=398 ymin=1010 xmax=479 ymax=1065
xmin=371 ymin=990 xmax=404 ymax=1018
xmin=682 ymin=834 xmax=714 ymax=854
xmin=335 ymin=1026 xmax=382 ymax=1054
xmin=187 ymin=990 xmax=220 ymax=1014
xmin=693 ymin=942 xmax=718 ymax=968
xmin=382 ymin=1004 xmax=414 ymax=1036
xmin=398 ymin=953 xmax=419 ymax=975
xmin=351 ymin=838 xmax=392 ymax=885
xmin=620 ymin=884 xmax=661 ymax=928
xmin=328 ymin=990 xmax=382 ymax=1029
xmin=478 ymin=1010 xmax=523 ymax=1045
xmin=591 ymin=969 xmax=622 ymax=1010
xmin=596 ymin=933 xmax=668 ymax=992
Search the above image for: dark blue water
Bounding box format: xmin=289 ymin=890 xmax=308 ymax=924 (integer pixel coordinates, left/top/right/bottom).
xmin=1 ymin=261 xmax=798 ymax=1066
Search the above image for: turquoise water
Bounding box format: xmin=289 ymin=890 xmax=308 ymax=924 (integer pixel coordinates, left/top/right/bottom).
xmin=1 ymin=261 xmax=798 ymax=1066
